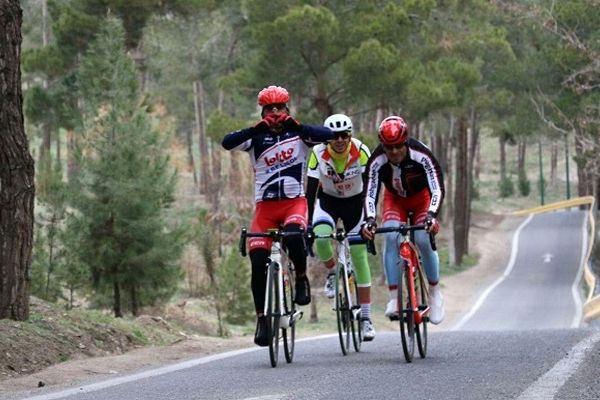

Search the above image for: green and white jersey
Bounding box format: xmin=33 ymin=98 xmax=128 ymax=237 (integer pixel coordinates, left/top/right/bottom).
xmin=307 ymin=137 xmax=371 ymax=198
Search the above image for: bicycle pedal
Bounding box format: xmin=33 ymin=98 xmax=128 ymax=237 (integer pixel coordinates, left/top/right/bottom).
xmin=388 ymin=315 xmax=400 ymax=321
xmin=291 ymin=310 xmax=303 ymax=325
xmin=418 ymin=305 xmax=428 ymax=311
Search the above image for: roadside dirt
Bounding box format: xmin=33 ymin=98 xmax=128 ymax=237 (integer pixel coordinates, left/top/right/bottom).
xmin=0 ymin=212 xmax=523 ymax=397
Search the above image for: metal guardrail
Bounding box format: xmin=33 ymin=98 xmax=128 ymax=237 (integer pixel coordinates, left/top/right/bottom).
xmin=513 ymin=196 xmax=599 ymax=323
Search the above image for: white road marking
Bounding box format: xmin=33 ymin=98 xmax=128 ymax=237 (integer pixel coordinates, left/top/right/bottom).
xmin=516 ymin=330 xmax=600 ymax=400
xmin=451 ymin=214 xmax=534 ymax=331
xmin=21 ymin=334 xmax=337 ymax=400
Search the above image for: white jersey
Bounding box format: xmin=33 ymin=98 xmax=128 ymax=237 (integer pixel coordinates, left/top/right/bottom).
xmin=307 ymin=138 xmax=371 ymax=198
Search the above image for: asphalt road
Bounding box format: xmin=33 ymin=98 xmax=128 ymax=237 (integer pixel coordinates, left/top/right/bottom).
xmin=11 ymin=209 xmax=600 ymax=400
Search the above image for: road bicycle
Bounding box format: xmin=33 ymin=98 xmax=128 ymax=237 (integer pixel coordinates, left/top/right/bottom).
xmin=239 ymin=228 xmax=306 ymax=367
xmin=367 ymin=218 xmax=436 ymax=363
xmin=313 ymin=229 xmax=362 ymax=355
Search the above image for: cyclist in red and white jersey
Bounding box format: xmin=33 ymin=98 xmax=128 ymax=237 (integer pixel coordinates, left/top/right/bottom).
xmin=361 ymin=116 xmax=446 ymax=324
xmin=221 ymin=85 xmax=333 ymax=346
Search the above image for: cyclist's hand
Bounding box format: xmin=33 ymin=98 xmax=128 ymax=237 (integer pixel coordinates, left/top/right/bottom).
xmin=361 ymin=218 xmax=377 ymax=241
xmin=251 ymin=118 xmax=270 ymax=134
xmin=281 ymin=115 xmax=301 ymax=132
xmin=425 ymin=212 xmax=440 ymax=236
xmin=306 ymin=224 xmax=315 ymax=257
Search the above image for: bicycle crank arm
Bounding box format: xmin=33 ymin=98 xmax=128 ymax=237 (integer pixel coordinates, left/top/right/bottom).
xmin=280 ymin=310 xmax=303 ymax=328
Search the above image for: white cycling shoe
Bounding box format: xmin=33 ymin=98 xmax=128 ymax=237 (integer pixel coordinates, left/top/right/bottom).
xmin=384 ymin=299 xmax=399 ymax=319
xmin=323 ymin=273 xmax=335 ymax=299
xmin=428 ymin=285 xmax=445 ymax=325
xmin=361 ymin=319 xmax=376 ymax=341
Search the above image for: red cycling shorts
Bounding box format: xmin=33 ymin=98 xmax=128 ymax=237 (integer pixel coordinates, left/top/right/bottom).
xmin=249 ymin=197 xmax=308 ymax=251
xmin=382 ymin=188 xmax=431 ymax=224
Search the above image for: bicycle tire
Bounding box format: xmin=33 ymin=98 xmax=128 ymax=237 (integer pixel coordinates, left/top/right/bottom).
xmin=266 ymin=262 xmax=280 ymax=368
xmin=415 ymin=264 xmax=428 ymax=358
xmin=399 ymin=259 xmax=415 ymax=363
xmin=335 ymin=263 xmax=351 ymax=355
xmin=282 ymin=262 xmax=295 ymax=363
xmin=349 ymin=271 xmax=362 ymax=352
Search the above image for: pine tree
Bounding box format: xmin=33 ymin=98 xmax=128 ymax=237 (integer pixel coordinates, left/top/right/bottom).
xmin=68 ymin=17 xmax=184 ymax=317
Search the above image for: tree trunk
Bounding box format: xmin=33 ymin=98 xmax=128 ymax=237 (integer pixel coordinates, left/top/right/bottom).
xmin=186 ymin=127 xmax=198 ymax=188
xmin=131 ymin=286 xmax=138 ymax=317
xmin=453 ymin=115 xmax=469 ymax=266
xmin=194 ymin=80 xmax=210 ymax=195
xmin=113 ymin=279 xmax=123 ymax=318
xmin=550 ymin=141 xmax=558 ymax=187
xmin=517 ymin=138 xmax=527 ymax=179
xmin=499 ymin=137 xmax=507 ymax=180
xmin=574 ymin=130 xmax=590 ymax=196
xmin=0 ymin=0 xmax=34 ymax=321
xmin=465 ymin=107 xmax=479 ymax=253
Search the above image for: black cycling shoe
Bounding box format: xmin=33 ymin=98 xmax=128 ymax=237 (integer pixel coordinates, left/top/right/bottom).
xmin=294 ymin=276 xmax=311 ymax=305
xmin=254 ymin=316 xmax=268 ymax=347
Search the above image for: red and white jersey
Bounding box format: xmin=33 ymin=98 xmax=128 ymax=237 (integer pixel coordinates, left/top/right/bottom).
xmin=364 ymin=139 xmax=444 ymax=219
xmin=222 ymin=125 xmax=333 ymax=202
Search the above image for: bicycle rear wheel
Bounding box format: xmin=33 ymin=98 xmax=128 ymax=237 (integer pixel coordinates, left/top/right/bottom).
xmin=399 ymin=260 xmax=415 ymax=363
xmin=349 ymin=272 xmax=362 ymax=352
xmin=335 ymin=264 xmax=351 ymax=355
xmin=266 ymin=262 xmax=280 ymax=368
xmin=415 ymin=264 xmax=428 ymax=358
xmin=282 ymin=262 xmax=295 ymax=363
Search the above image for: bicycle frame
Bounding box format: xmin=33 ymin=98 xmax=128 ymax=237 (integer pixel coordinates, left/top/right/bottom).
xmin=399 ymin=238 xmax=429 ymax=324
xmin=368 ymin=221 xmax=435 ymax=362
xmin=314 ymin=229 xmax=362 ymax=354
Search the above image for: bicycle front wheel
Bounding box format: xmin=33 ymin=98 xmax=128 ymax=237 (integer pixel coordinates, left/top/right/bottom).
xmin=282 ymin=263 xmax=295 ymax=363
xmin=415 ymin=264 xmax=428 ymax=358
xmin=266 ymin=262 xmax=280 ymax=368
xmin=335 ymin=264 xmax=351 ymax=355
xmin=349 ymin=272 xmax=362 ymax=352
xmin=399 ymin=260 xmax=415 ymax=363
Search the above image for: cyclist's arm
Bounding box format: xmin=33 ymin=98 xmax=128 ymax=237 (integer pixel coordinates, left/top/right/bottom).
xmin=299 ymin=124 xmax=334 ymax=145
xmin=409 ymin=142 xmax=445 ymax=217
xmin=306 ymin=176 xmax=320 ymax=224
xmin=221 ymin=128 xmax=253 ymax=151
xmin=363 ymin=150 xmax=386 ymax=221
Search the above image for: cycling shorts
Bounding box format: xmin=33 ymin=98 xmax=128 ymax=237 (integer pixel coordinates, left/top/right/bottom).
xmin=249 ymin=197 xmax=308 ymax=251
xmin=382 ymin=187 xmax=431 ymax=224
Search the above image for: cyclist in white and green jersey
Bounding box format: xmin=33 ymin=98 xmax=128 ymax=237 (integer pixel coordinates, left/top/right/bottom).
xmin=306 ymin=114 xmax=376 ymax=341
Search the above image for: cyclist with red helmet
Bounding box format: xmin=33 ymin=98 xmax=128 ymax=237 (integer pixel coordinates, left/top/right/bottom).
xmin=222 ymin=85 xmax=333 ymax=346
xmin=361 ymin=116 xmax=445 ymax=324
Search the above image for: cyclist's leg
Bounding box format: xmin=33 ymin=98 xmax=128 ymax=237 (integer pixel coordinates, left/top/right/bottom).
xmin=345 ymin=199 xmax=375 ymax=337
xmin=382 ymin=189 xmax=407 ymax=316
xmin=312 ymin=200 xmax=336 ymax=267
xmin=411 ymin=191 xmax=445 ymax=324
xmin=249 ymin=202 xmax=277 ymax=346
xmin=411 ymin=190 xmax=440 ymax=285
xmin=282 ymin=198 xmax=311 ymax=305
xmin=313 ymin=196 xmax=340 ymax=297
xmin=249 ymin=202 xmax=277 ymax=316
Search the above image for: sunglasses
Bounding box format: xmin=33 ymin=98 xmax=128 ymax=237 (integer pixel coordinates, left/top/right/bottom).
xmin=262 ymin=103 xmax=288 ymax=113
xmin=383 ymin=143 xmax=405 ymax=150
xmin=333 ymin=132 xmax=350 ymax=140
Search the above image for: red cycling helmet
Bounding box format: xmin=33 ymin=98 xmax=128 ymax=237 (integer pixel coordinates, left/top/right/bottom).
xmin=378 ymin=116 xmax=409 ymax=145
xmin=257 ymin=85 xmax=290 ymax=106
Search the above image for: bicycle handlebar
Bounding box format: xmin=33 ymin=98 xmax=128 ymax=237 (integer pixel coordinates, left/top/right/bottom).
xmin=365 ymin=223 xmax=437 ymax=255
xmin=312 ymin=229 xmax=363 ymax=243
xmin=239 ymin=228 xmax=311 ymax=257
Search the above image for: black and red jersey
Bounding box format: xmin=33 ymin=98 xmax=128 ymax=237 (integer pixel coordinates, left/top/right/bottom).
xmin=363 ymin=138 xmax=445 ymax=219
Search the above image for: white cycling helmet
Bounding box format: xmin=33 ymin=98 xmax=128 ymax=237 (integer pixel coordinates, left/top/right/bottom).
xmin=324 ymin=113 xmax=352 ymax=133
